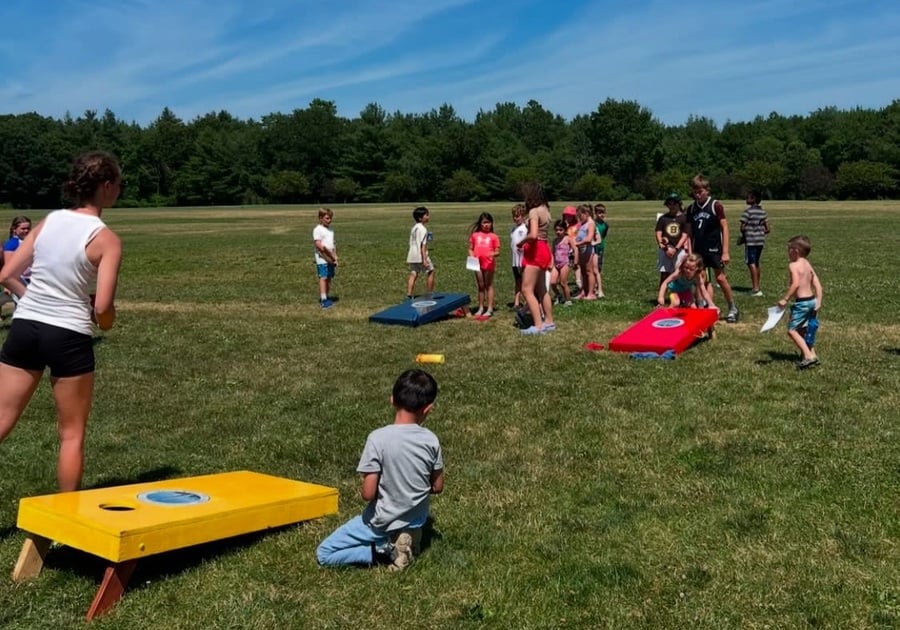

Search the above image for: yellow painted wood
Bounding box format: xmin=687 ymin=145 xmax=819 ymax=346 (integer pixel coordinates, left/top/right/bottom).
xmin=16 ymin=471 xmax=338 ymax=562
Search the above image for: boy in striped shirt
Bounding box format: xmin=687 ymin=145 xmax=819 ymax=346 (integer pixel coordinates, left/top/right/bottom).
xmin=739 ymin=190 xmax=770 ymax=297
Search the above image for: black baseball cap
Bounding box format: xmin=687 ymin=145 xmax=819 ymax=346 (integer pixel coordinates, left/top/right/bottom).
xmin=664 ymin=192 xmax=681 ymax=205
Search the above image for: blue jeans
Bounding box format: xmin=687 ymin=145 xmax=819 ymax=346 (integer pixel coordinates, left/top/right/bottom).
xmin=316 ymin=515 xmax=388 ymax=566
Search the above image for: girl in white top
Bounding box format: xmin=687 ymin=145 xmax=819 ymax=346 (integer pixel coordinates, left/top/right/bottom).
xmin=0 ymin=151 xmax=123 ymax=491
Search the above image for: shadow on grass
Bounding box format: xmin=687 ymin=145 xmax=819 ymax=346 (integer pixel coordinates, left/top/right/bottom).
xmin=419 ymin=516 xmax=441 ymax=553
xmin=883 ymin=347 xmax=900 ymax=356
xmin=0 ymin=524 xmax=18 ymax=542
xmin=756 ymin=350 xmax=799 ymax=365
xmin=86 ymin=465 xmax=182 ymax=490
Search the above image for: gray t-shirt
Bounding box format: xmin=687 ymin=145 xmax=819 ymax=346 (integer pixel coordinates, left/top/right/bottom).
xmin=358 ymin=423 xmax=443 ymax=533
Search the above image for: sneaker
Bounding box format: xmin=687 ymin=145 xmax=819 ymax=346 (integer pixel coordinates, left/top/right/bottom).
xmin=389 ymin=532 xmax=414 ymax=572
xmin=473 ymin=308 xmax=484 ymax=317
xmin=320 ymin=299 xmax=334 ymax=309
xmin=726 ymin=307 xmax=739 ymax=323
xmin=797 ymin=357 xmax=820 ymax=370
xmin=484 ymin=310 xmax=493 ymax=318
xmin=563 ymin=300 xmax=573 ymax=306
xmin=597 ymin=292 xmax=606 ymax=299
xmin=751 ymin=290 xmax=764 ymax=297
xmin=520 ymin=325 xmax=543 ymax=335
xmin=541 ymin=323 xmax=557 ymax=332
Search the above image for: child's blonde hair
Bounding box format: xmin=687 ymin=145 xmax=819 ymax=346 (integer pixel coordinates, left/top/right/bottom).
xmin=576 ymin=203 xmax=594 ymax=218
xmin=690 ymin=174 xmax=710 ymax=190
xmin=680 ymin=253 xmax=704 ymax=274
xmin=318 ymin=207 xmax=333 ymax=219
xmin=788 ymin=235 xmax=811 ymax=257
xmin=511 ymin=203 xmax=526 ymax=218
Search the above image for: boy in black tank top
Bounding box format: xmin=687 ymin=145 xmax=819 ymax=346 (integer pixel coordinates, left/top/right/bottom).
xmin=687 ymin=174 xmax=739 ymax=323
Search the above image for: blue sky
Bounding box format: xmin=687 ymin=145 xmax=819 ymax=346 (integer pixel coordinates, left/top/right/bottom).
xmin=0 ymin=0 xmax=897 ymax=127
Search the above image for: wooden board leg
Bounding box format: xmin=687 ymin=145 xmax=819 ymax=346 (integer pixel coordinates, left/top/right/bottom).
xmin=86 ymin=560 xmax=137 ymax=621
xmin=12 ymin=534 xmax=51 ymax=582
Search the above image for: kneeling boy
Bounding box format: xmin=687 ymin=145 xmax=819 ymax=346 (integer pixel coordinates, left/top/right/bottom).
xmin=316 ymin=369 xmax=444 ymax=570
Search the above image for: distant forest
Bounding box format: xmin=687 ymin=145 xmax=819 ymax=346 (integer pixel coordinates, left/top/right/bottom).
xmin=1 ymin=98 xmax=898 ymax=208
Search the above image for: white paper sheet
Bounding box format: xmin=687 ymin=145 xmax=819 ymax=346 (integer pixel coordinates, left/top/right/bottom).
xmin=466 ymin=256 xmax=480 ymax=271
xmin=760 ymin=306 xmax=786 ymax=332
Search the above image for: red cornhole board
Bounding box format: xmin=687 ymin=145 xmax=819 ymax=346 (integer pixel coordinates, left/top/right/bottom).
xmin=608 ymin=308 xmax=718 ymax=355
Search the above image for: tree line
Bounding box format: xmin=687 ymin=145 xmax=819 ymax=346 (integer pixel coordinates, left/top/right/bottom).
xmin=1 ymin=98 xmax=898 ymax=209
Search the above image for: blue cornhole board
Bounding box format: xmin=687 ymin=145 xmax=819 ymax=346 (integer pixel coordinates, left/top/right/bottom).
xmin=369 ymin=293 xmax=470 ymax=327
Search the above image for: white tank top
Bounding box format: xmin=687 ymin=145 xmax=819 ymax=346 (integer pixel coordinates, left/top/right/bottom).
xmin=14 ymin=210 xmax=107 ymax=335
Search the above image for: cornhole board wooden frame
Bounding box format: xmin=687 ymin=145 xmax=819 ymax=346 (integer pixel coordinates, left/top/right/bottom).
xmin=608 ymin=307 xmax=718 ymax=355
xmin=369 ymin=293 xmax=470 ymax=327
xmin=12 ymin=471 xmax=338 ymax=620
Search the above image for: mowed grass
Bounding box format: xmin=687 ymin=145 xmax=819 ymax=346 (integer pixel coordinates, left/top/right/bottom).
xmin=0 ymin=200 xmax=899 ymax=629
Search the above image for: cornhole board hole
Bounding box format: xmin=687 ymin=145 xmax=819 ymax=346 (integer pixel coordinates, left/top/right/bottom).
xmin=608 ymin=307 xmax=718 ymax=355
xmin=369 ymin=293 xmax=470 ymax=327
xmin=12 ymin=471 xmax=338 ymax=620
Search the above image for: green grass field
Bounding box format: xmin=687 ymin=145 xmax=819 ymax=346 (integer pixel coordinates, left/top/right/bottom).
xmin=0 ymin=200 xmax=898 ymax=629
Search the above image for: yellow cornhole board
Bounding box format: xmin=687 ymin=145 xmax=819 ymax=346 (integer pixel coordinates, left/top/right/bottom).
xmin=12 ymin=470 xmax=338 ymax=620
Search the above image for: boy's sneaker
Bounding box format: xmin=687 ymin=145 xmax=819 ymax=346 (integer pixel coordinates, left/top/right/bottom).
xmin=751 ymin=290 xmax=764 ymax=297
xmin=520 ymin=325 xmax=543 ymax=335
xmin=389 ymin=532 xmax=414 ymax=572
xmin=320 ymin=298 xmax=334 ymax=309
xmin=563 ymin=300 xmax=573 ymax=306
xmin=797 ymin=357 xmax=820 ymax=370
xmin=726 ymin=306 xmax=739 ymax=323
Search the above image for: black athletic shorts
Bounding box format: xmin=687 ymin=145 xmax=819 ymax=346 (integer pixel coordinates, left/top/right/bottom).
xmin=697 ymin=250 xmax=725 ymax=270
xmin=0 ymin=319 xmax=95 ymax=377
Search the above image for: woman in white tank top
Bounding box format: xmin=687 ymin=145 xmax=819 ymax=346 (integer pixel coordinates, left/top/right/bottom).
xmin=0 ymin=151 xmax=123 ymax=492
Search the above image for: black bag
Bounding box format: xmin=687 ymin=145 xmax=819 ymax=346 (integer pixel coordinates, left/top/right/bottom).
xmin=514 ymin=307 xmax=534 ymax=329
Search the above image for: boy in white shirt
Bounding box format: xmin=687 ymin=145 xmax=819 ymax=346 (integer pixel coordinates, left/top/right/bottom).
xmin=313 ymin=207 xmax=337 ymax=308
xmin=406 ymin=206 xmax=434 ymax=298
xmin=509 ymin=204 xmax=527 ymax=308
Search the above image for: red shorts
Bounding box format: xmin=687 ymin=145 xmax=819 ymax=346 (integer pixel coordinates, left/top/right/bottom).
xmin=478 ymin=256 xmax=496 ymax=272
xmin=522 ymin=240 xmax=552 ymax=270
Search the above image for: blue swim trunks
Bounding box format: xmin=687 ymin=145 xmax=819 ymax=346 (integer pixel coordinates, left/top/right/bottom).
xmin=788 ymin=297 xmax=816 ymax=331
xmin=316 ymin=263 xmax=336 ymax=279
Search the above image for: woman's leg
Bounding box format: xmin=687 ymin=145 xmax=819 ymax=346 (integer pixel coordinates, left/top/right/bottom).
xmin=0 ymin=363 xmax=42 ymax=442
xmin=549 ymin=267 xmax=560 ymax=299
xmin=521 ymin=265 xmax=543 ymax=328
xmin=537 ymin=268 xmax=554 ymax=327
xmin=50 ymin=372 xmax=94 ymax=492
